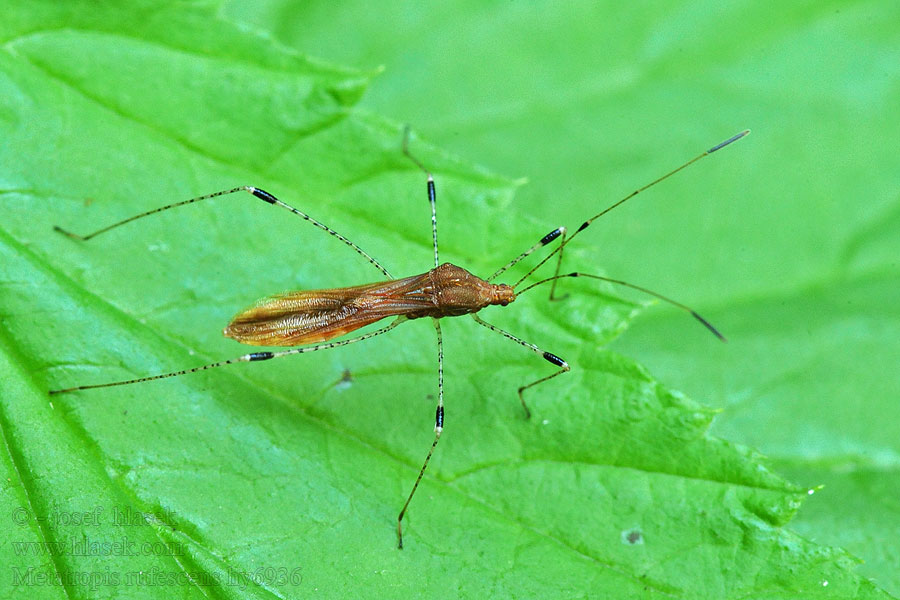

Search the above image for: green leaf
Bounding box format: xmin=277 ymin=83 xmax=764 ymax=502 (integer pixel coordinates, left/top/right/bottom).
xmin=231 ymin=0 xmax=900 ymax=596
xmin=1 ymin=2 xmax=894 ymax=599
xmin=244 ymin=1 xmax=900 ymax=596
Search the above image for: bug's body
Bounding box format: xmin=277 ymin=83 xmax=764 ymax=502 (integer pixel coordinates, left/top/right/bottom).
xmin=50 ymin=128 xmax=747 ymax=548
xmin=224 ymin=263 xmax=516 ymax=346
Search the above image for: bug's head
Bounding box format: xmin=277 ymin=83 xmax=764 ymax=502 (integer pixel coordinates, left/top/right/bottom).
xmin=491 ymin=283 xmax=516 ymax=306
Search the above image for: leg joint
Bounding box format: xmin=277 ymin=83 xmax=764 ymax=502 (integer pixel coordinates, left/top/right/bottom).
xmin=248 ymin=187 xmax=278 ymax=204
xmin=434 ymin=405 xmax=444 ymax=430
xmin=542 ymin=351 xmax=568 ymax=368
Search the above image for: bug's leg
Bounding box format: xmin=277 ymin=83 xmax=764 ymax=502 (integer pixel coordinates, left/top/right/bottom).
xmin=401 ymin=126 xmax=439 ymax=267
xmin=49 ymin=317 xmax=407 ymax=395
xmin=487 ymin=226 xmax=566 ymax=283
xmin=397 ymin=318 xmax=444 ymax=549
xmin=54 ymin=186 xmax=392 ymax=278
xmin=470 ymin=315 xmax=570 ymax=419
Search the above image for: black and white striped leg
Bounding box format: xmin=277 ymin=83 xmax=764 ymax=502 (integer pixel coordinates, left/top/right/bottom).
xmin=397 ymin=318 xmax=444 ymax=549
xmin=427 ymin=175 xmax=438 ymax=268
xmin=49 ymin=317 xmax=407 ymax=395
xmin=54 ymin=186 xmax=392 ymax=278
xmin=487 ymin=226 xmax=566 ymax=282
xmin=470 ymin=314 xmax=570 ymax=419
xmin=401 ymin=126 xmax=439 ymax=268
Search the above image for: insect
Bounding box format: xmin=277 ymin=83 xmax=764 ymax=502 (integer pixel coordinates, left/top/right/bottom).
xmin=50 ymin=127 xmax=749 ymax=548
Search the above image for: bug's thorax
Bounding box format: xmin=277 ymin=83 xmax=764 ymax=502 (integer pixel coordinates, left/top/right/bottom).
xmin=418 ymin=262 xmax=515 ymax=318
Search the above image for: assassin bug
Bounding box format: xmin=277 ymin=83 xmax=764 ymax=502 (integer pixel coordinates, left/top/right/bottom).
xmin=50 ymin=127 xmax=749 ymax=548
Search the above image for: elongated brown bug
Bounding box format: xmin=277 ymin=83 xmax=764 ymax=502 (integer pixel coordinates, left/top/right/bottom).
xmin=50 ymin=128 xmax=749 ymax=548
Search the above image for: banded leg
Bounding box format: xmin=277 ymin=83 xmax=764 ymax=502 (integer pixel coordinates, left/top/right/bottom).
xmin=487 ymin=226 xmax=566 ymax=283
xmin=49 ymin=317 xmax=407 ymax=395
xmin=397 ymin=318 xmax=444 ymax=549
xmin=471 ymin=314 xmax=570 ymax=419
xmin=402 ymin=126 xmax=439 ymax=268
xmin=54 ymin=185 xmax=391 ymax=278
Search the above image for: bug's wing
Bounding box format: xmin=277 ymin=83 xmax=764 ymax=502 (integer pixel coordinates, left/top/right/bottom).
xmin=223 ymin=275 xmax=434 ymax=346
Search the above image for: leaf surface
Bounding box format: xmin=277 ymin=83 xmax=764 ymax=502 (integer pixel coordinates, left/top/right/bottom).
xmin=0 ymin=2 xmax=894 ymax=598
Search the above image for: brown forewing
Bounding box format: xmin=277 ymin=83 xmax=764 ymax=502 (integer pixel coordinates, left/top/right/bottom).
xmin=223 ymin=273 xmax=435 ymax=346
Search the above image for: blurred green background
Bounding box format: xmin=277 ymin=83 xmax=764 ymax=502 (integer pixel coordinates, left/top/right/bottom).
xmin=1 ymin=1 xmax=897 ymax=598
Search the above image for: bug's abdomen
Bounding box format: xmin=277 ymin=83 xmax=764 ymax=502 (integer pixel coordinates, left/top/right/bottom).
xmin=224 ymin=294 xmax=379 ymax=346
xmin=223 ymin=275 xmax=437 ymax=347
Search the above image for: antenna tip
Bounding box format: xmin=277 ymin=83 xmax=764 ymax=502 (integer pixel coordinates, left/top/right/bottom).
xmin=690 ymin=310 xmax=727 ymax=342
xmin=53 ymin=225 xmax=84 ymax=241
xmin=707 ymin=129 xmax=751 ymax=154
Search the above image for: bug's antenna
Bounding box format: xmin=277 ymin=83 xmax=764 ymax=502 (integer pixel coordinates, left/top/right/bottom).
xmin=511 ymin=130 xmax=750 ymax=290
xmin=49 ymin=318 xmax=407 ymax=395
xmin=517 ymin=271 xmax=726 ymax=341
xmin=402 ymin=126 xmax=439 ymax=268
